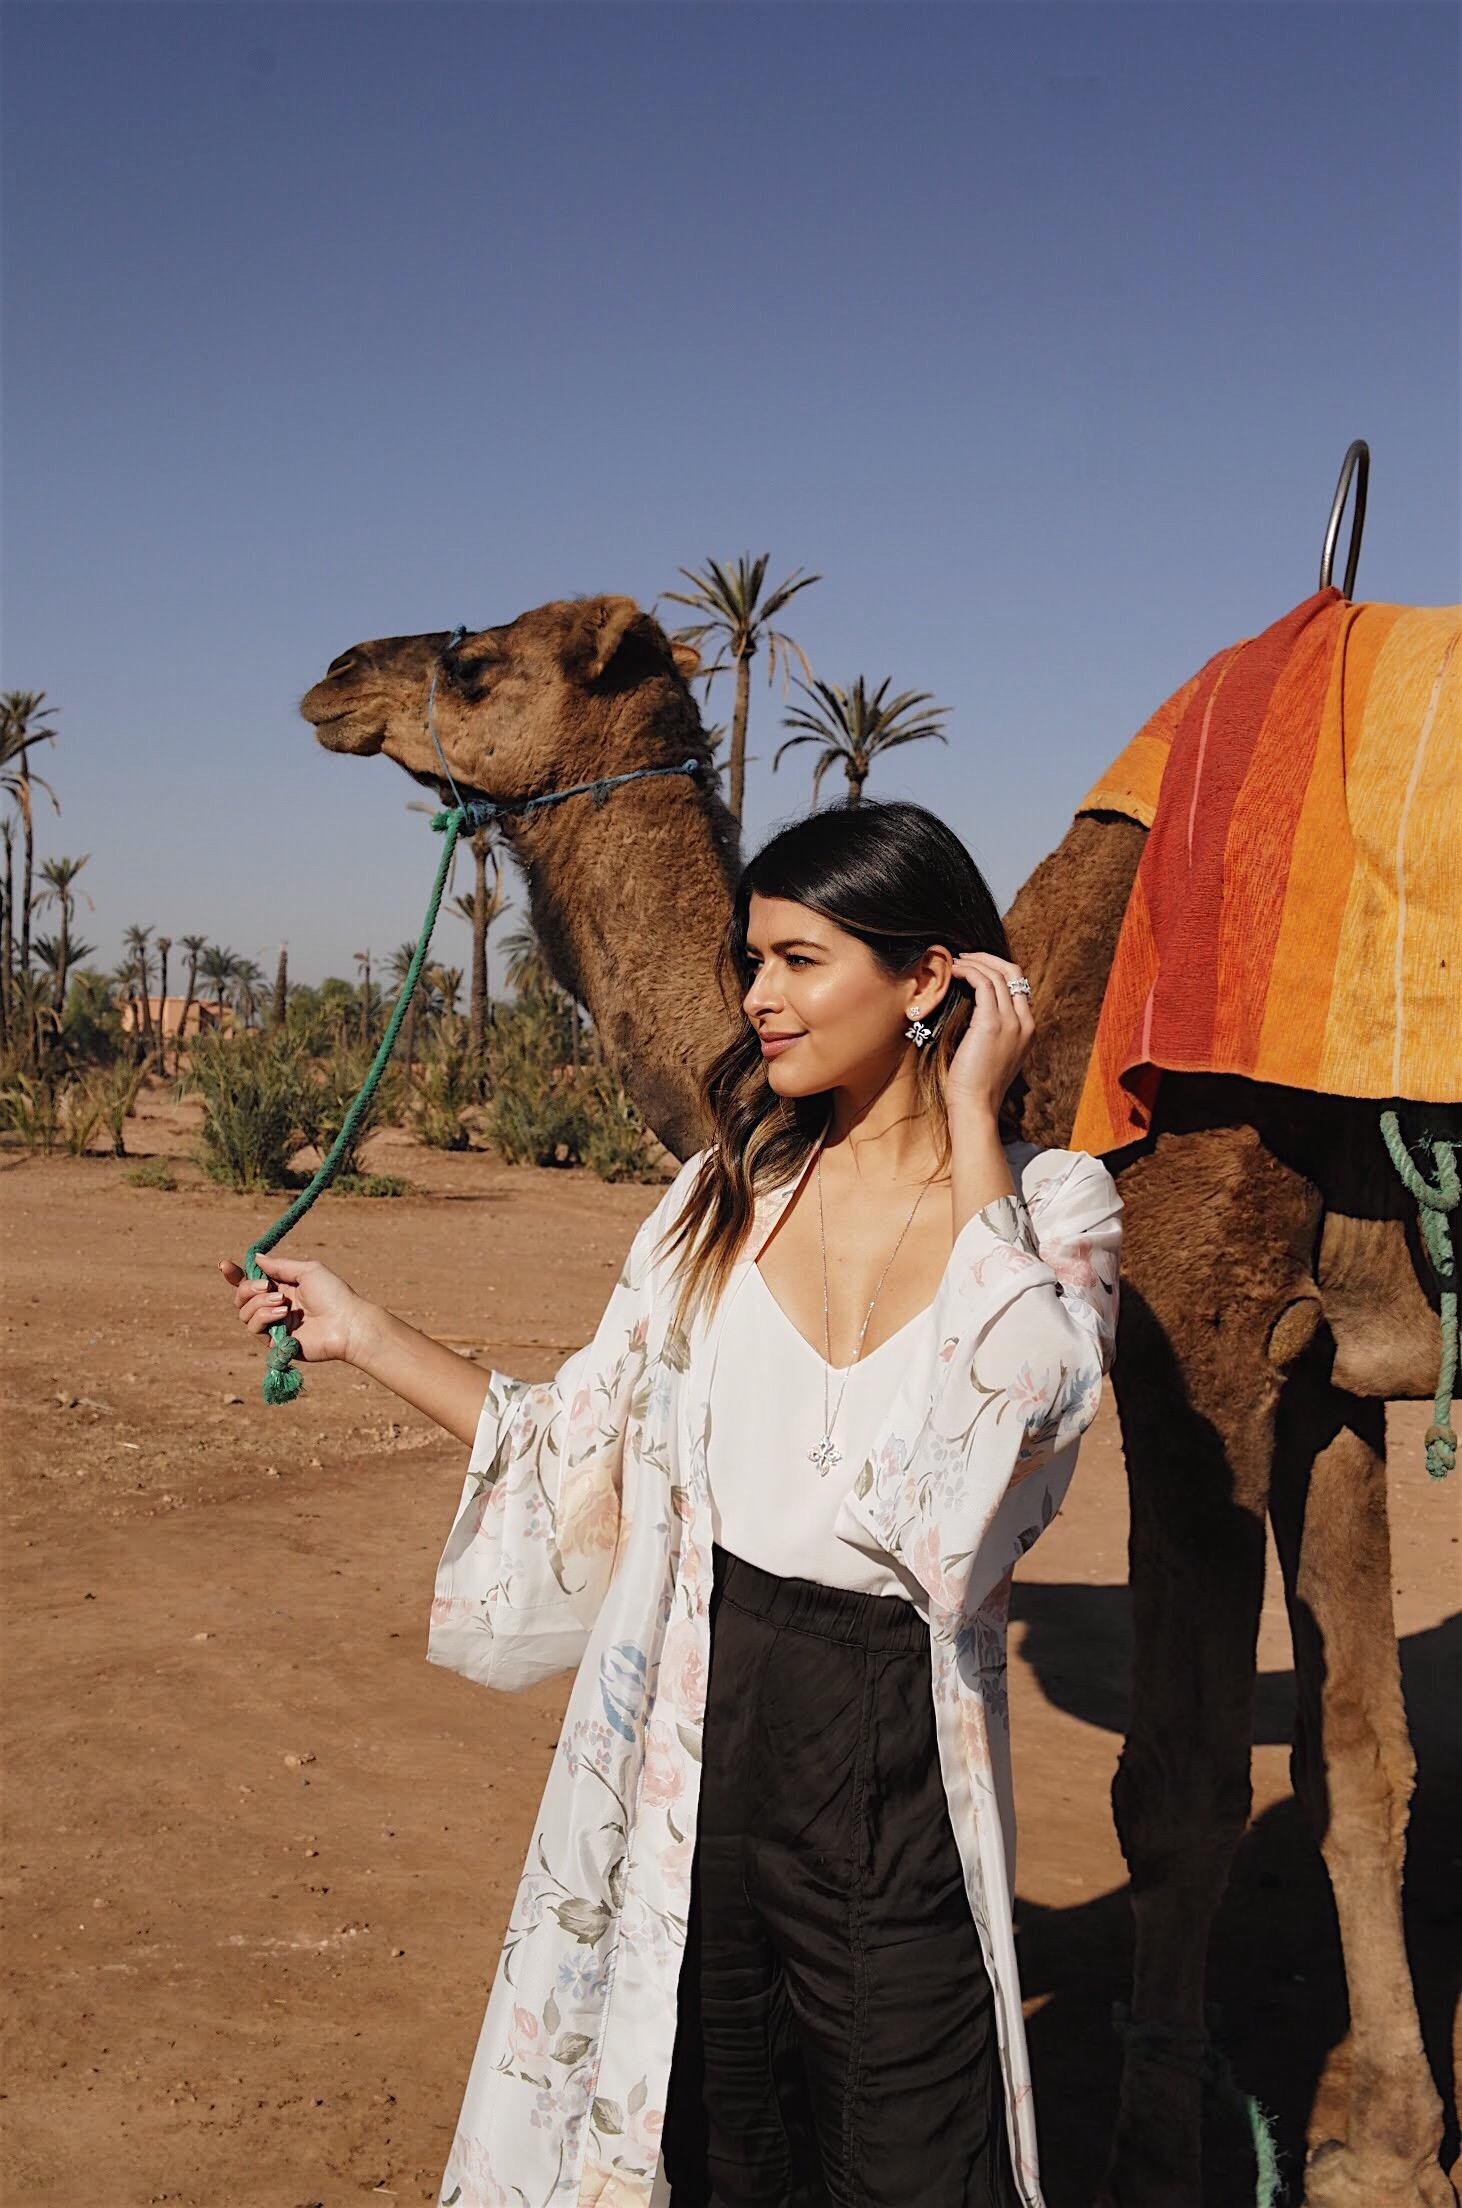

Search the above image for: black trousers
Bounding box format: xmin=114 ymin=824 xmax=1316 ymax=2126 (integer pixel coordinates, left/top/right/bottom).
xmin=662 ymin=1544 xmax=1021 ymax=2208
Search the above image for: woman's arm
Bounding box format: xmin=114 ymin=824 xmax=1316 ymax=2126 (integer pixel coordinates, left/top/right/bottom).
xmin=346 ymin=1303 xmax=491 ymax=1449
xmin=221 ymin=1251 xmax=491 ymax=1446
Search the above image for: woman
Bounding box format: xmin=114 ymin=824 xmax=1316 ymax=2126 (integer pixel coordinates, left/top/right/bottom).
xmin=221 ymin=801 xmax=1122 ymax=2208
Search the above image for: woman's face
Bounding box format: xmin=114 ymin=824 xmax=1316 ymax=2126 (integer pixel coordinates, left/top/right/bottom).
xmin=742 ymin=893 xmax=947 ymax=1098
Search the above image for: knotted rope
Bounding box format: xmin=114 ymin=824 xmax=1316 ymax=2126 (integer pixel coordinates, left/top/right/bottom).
xmin=244 ymin=627 xmax=704 ymax=1404
xmin=1379 ymin=1109 xmax=1459 ymax=1478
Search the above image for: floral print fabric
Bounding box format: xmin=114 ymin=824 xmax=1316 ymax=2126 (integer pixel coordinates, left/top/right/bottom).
xmin=428 ymin=1135 xmax=1123 ymax=2208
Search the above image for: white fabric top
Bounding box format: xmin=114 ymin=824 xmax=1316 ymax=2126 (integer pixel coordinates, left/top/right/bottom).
xmin=705 ymin=1257 xmax=935 ymax=1612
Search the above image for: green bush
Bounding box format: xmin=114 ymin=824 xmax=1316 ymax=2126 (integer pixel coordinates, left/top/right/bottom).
xmin=332 ymin=1171 xmax=410 ymax=1198
xmin=296 ymin=1044 xmax=400 ymax=1179
xmin=93 ymin=1057 xmax=148 ymax=1158
xmin=482 ymin=997 xmax=658 ymax=1179
xmin=184 ymin=1031 xmax=306 ymax=1191
xmin=409 ymin=1017 xmax=476 ymax=1151
xmin=126 ymin=1157 xmax=177 ymax=1191
xmin=0 ymin=1069 xmax=62 ymax=1154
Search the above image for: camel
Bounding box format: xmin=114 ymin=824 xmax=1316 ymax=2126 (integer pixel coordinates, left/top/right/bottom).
xmin=301 ymin=594 xmax=1456 ymax=2208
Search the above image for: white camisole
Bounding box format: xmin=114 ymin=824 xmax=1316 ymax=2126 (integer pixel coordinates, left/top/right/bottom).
xmin=704 ymin=1259 xmax=934 ymax=1614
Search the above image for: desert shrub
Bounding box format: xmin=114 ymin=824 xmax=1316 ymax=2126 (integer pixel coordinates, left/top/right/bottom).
xmin=409 ymin=1017 xmax=476 ymax=1151
xmin=482 ymin=998 xmax=658 ymax=1179
xmin=481 ymin=994 xmax=581 ymax=1167
xmin=332 ymin=1171 xmax=410 ymax=1197
xmin=576 ymin=1061 xmax=661 ymax=1183
xmin=126 ymin=1157 xmax=177 ymax=1191
xmin=184 ymin=1031 xmax=306 ymax=1191
xmin=59 ymin=1076 xmax=105 ymax=1157
xmin=93 ymin=1057 xmax=148 ymax=1158
xmin=0 ymin=1069 xmax=62 ymax=1154
xmin=296 ymin=1044 xmax=401 ymax=1180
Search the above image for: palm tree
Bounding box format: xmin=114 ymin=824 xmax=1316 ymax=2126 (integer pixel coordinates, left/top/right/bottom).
xmin=0 ymin=814 xmax=13 ymax=1048
xmin=353 ymin=948 xmax=373 ymax=1048
xmin=122 ymin=924 xmax=156 ymax=1052
xmin=1 ymin=692 xmax=61 ymax=1002
xmin=501 ymin=921 xmax=556 ymax=1001
xmin=774 ymin=675 xmax=949 ymax=807
xmin=34 ymin=929 xmax=97 ymax=1021
xmin=34 ymin=855 xmax=93 ymax=1040
xmin=449 ymin=825 xmax=509 ymax=1064
xmin=425 ymin=961 xmax=463 ymax=1019
xmin=153 ymin=936 xmax=173 ymax=1064
xmin=658 ymin=555 xmax=820 ymax=823
xmin=199 ymin=944 xmax=236 ymax=1033
xmin=234 ymin=956 xmax=265 ymax=1031
xmin=175 ymin=934 xmax=209 ymax=1067
xmin=386 ymin=940 xmax=424 ymax=1073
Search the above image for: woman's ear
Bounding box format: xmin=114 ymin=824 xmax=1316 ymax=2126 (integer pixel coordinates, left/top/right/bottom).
xmin=917 ymin=943 xmax=958 ymax=1010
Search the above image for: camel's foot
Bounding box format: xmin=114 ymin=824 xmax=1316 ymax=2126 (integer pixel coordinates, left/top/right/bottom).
xmin=1302 ymin=2136 xmax=1459 ymax=2208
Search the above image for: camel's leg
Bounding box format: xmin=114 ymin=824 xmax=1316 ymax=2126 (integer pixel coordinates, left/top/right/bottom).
xmin=1268 ymin=1362 xmax=1457 ymax=2208
xmin=1100 ymin=1126 xmax=1317 ymax=2208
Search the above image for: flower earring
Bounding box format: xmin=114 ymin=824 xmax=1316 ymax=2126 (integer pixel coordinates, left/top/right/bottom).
xmin=904 ymin=1009 xmax=933 ymax=1047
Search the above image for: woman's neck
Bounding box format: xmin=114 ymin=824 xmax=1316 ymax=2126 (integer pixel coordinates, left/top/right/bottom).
xmin=822 ymin=1069 xmax=946 ymax=1186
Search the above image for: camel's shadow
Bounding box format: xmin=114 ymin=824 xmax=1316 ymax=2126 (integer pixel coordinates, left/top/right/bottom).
xmin=1009 ymin=1580 xmax=1460 ymax=2204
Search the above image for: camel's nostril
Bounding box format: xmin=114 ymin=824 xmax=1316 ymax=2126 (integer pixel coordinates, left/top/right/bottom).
xmin=325 ymin=652 xmax=357 ymax=681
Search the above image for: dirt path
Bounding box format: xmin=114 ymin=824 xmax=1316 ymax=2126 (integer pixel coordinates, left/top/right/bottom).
xmin=3 ymin=1093 xmax=1457 ymax=2204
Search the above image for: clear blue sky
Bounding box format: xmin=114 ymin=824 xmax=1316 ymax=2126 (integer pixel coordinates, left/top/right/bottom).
xmin=4 ymin=1 xmax=1457 ymax=992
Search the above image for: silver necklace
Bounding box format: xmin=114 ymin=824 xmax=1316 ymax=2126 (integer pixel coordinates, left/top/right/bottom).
xmin=808 ymin=1153 xmax=933 ymax=1476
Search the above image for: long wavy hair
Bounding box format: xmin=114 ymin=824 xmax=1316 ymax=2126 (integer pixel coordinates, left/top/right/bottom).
xmin=655 ymin=800 xmax=1023 ymax=1337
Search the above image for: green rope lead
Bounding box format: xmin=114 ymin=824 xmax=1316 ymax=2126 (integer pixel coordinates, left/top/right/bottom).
xmin=1379 ymin=1110 xmax=1458 ymax=1479
xmin=242 ymin=737 xmax=705 ymax=1405
xmin=243 ymin=808 xmax=467 ymax=1403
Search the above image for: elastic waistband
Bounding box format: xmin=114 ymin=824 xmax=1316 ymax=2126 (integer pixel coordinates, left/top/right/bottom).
xmin=712 ymin=1543 xmax=929 ymax=1656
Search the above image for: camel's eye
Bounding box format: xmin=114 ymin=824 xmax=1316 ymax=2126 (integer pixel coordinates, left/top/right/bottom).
xmin=450 ymin=650 xmax=500 ymax=697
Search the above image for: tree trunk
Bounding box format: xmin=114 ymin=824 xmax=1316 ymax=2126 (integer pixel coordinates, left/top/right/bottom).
xmin=19 ymin=762 xmax=34 ymax=978
xmin=847 ymin=765 xmax=865 ymax=807
xmin=136 ymin=949 xmax=154 ymax=1051
xmin=176 ymin=958 xmax=199 ymax=1073
xmin=0 ymin=827 xmax=12 ymax=1049
xmin=53 ymin=910 xmax=71 ymax=1049
xmin=271 ymin=945 xmax=288 ymax=1033
xmin=154 ymin=942 xmax=171 ymax=1069
xmin=729 ymin=647 xmax=753 ymax=823
xmin=471 ymin=848 xmax=487 ymax=1061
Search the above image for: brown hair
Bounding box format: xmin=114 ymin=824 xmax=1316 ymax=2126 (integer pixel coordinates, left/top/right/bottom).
xmin=654 ymin=799 xmax=1023 ymax=1337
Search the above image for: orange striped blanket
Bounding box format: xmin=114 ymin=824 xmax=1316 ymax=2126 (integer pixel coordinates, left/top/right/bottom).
xmin=1069 ymin=587 xmax=1460 ymax=1156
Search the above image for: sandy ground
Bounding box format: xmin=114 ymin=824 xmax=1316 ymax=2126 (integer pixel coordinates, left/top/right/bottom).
xmin=2 ymin=1083 xmax=1457 ymax=2207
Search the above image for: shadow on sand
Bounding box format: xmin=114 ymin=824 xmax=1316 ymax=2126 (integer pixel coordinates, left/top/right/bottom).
xmin=1010 ymin=1580 xmax=1459 ymax=2205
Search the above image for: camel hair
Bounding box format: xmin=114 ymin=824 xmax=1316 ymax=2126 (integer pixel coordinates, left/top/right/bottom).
xmin=301 ymin=593 xmax=1456 ymax=2208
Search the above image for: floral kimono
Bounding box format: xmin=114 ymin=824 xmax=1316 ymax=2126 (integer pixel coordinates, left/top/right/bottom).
xmin=429 ymin=1129 xmax=1123 ymax=2208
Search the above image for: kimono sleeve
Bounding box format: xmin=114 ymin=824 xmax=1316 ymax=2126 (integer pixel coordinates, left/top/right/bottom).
xmin=425 ymin=1182 xmax=673 ymax=1695
xmin=838 ymin=1147 xmax=1123 ymax=1628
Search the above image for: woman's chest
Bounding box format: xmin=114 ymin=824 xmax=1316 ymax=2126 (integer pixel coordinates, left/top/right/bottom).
xmin=755 ymin=1182 xmax=955 ymax=1364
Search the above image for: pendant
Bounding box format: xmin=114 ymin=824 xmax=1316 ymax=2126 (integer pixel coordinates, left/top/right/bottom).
xmin=808 ymin=1433 xmax=842 ymax=1475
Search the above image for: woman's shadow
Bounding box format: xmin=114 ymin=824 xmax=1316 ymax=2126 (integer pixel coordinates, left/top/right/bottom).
xmin=1009 ymin=1579 xmax=1459 ymax=2206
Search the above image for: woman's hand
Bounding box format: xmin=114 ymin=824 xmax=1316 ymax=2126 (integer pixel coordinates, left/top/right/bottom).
xmin=944 ymin=951 xmax=1035 ymax=1120
xmin=218 ymin=1250 xmax=369 ymax=1368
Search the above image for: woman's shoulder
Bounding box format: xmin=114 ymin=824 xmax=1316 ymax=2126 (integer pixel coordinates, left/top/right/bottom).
xmin=1008 ymin=1140 xmax=1122 ymax=1226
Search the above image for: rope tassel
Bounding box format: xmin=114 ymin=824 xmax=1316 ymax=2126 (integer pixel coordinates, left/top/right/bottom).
xmin=1380 ymin=1108 xmax=1459 ymax=1478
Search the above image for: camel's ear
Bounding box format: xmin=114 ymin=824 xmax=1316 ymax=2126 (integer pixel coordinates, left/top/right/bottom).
xmin=670 ymin=638 xmax=701 ymax=682
xmin=566 ymin=596 xmax=649 ymax=685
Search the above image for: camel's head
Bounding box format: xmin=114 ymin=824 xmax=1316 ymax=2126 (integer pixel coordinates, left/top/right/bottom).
xmin=299 ymin=594 xmax=705 ymax=809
